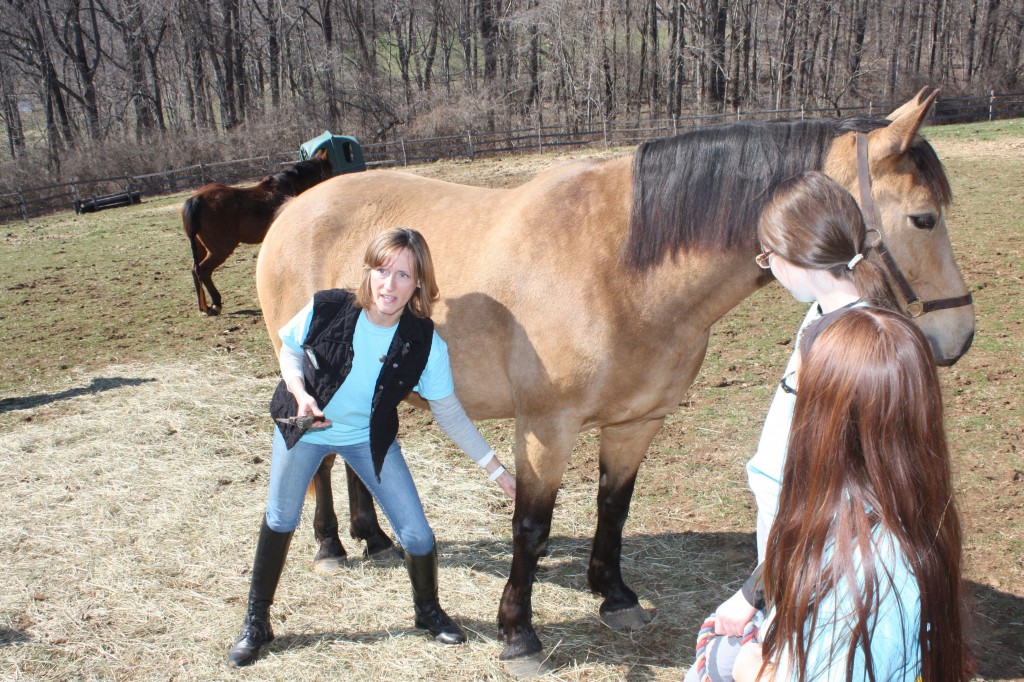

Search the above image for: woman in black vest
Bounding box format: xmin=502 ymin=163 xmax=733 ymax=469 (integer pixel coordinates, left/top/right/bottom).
xmin=228 ymin=227 xmax=516 ymax=667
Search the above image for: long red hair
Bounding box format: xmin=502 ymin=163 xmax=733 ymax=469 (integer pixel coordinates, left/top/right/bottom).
xmin=762 ymin=308 xmax=971 ymax=681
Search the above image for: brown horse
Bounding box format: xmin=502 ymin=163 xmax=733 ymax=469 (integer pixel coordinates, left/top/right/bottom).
xmin=181 ymin=149 xmax=332 ymax=315
xmin=255 ymin=89 xmax=974 ymax=673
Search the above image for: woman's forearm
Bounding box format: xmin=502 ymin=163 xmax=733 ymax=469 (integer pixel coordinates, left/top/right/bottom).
xmin=429 ymin=393 xmax=516 ymax=499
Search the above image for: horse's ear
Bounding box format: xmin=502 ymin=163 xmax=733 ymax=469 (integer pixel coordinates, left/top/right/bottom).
xmin=884 ymin=87 xmax=931 ymax=122
xmin=873 ymin=88 xmax=939 ymax=156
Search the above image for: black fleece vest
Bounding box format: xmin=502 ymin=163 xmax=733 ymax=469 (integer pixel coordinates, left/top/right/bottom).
xmin=269 ymin=289 xmax=434 ymax=478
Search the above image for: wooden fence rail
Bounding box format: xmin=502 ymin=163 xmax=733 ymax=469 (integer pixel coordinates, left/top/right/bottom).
xmin=2 ymin=91 xmax=1021 ymax=224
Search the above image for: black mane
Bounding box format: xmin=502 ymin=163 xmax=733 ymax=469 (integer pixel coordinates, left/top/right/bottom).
xmin=625 ymin=117 xmax=912 ymax=270
xmin=267 ymin=156 xmax=332 ymax=194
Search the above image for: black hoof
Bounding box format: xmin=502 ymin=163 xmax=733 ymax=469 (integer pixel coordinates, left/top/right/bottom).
xmin=600 ymin=603 xmax=655 ymax=631
xmin=502 ymin=653 xmax=554 ymax=678
xmin=498 ymin=627 xmax=543 ymax=661
xmin=364 ymin=544 xmax=404 ymax=564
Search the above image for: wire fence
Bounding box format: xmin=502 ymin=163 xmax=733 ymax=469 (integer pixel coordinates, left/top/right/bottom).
xmin=2 ymin=91 xmax=1021 ymax=224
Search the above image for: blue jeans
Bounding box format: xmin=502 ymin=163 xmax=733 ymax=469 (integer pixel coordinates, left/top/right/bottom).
xmin=264 ymin=428 xmax=436 ymax=556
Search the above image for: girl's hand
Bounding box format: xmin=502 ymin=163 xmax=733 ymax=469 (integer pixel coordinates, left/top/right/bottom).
xmin=495 ymin=470 xmax=516 ymax=501
xmin=733 ymin=643 xmax=770 ymax=682
xmin=714 ymin=588 xmax=757 ymax=637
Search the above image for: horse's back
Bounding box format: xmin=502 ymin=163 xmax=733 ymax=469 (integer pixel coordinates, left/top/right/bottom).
xmin=257 ymin=160 xmax=630 ymax=354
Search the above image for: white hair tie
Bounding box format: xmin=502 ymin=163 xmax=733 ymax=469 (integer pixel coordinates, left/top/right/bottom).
xmin=847 ymin=253 xmax=865 ymax=270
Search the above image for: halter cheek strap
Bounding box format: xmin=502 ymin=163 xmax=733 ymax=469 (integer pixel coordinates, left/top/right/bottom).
xmin=855 ymin=133 xmax=973 ymax=318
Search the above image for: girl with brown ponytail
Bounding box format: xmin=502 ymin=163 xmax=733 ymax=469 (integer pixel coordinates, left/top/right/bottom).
xmin=733 ymin=308 xmax=971 ymax=681
xmin=747 ymin=170 xmax=901 ymax=566
xmin=686 ymin=171 xmax=906 ymax=681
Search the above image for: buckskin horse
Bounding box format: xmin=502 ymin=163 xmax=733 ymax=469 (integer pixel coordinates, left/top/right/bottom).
xmin=181 ymin=148 xmax=332 ymax=315
xmin=255 ymin=89 xmax=974 ymax=674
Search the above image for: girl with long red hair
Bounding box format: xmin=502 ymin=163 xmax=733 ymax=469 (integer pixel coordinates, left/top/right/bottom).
xmin=731 ymin=308 xmax=971 ymax=681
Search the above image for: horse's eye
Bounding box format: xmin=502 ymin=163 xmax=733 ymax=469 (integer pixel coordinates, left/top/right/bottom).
xmin=909 ymin=214 xmax=937 ymax=230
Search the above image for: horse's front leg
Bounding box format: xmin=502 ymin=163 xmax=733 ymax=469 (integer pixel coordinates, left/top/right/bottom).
xmin=311 ymin=454 xmax=348 ymax=573
xmin=498 ymin=415 xmax=577 ymax=675
xmin=587 ymin=419 xmax=663 ymax=630
xmin=344 ymin=463 xmax=401 ymax=560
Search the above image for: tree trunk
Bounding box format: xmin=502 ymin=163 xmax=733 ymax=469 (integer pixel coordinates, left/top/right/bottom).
xmin=709 ymin=0 xmax=727 ymax=106
xmin=668 ymin=0 xmax=685 ymax=115
xmin=530 ymin=0 xmax=542 ymax=114
xmin=423 ymin=0 xmax=441 ymax=91
xmin=478 ymin=0 xmax=498 ymax=83
xmin=266 ymin=0 xmax=281 ymax=106
xmin=849 ymin=0 xmax=868 ymax=95
xmin=0 ymin=63 xmax=26 ymax=159
xmin=886 ymin=2 xmax=906 ymax=98
xmin=119 ymin=1 xmax=157 ymax=140
xmin=648 ymin=0 xmax=659 ymax=113
xmin=44 ymin=0 xmax=104 ymax=140
xmin=980 ymin=0 xmax=1001 ymax=69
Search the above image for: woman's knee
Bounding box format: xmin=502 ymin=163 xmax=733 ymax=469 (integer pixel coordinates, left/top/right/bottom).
xmin=398 ymin=528 xmax=435 ymax=556
xmin=265 ymin=506 xmax=301 ymax=533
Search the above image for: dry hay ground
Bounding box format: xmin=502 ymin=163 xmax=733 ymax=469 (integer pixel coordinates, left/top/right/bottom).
xmin=1 ymin=121 xmax=1022 ymax=680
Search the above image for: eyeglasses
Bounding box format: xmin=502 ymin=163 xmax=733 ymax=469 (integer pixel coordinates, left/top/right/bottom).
xmin=755 ymin=250 xmax=773 ymax=269
xmin=780 ymin=371 xmax=797 ymax=396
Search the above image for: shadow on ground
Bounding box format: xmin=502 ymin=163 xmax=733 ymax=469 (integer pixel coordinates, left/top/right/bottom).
xmin=296 ymin=530 xmax=1024 ymax=680
xmin=0 ymin=628 xmax=32 ymax=645
xmin=0 ymin=376 xmax=157 ymax=414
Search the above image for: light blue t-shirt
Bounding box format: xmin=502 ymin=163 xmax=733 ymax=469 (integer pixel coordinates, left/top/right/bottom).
xmin=746 ymin=300 xmax=870 ymax=562
xmin=746 ymin=303 xmax=821 ymax=561
xmin=769 ymin=528 xmax=922 ymax=681
xmin=278 ymin=300 xmax=455 ymax=446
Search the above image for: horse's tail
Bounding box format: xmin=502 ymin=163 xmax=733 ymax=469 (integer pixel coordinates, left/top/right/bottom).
xmin=181 ymin=196 xmax=208 ymax=312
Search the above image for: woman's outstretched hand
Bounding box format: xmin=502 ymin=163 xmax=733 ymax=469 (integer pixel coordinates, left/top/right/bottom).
xmin=495 ymin=470 xmax=516 ymax=500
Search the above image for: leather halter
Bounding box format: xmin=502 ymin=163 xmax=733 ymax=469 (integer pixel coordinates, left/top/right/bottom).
xmin=855 ymin=133 xmax=973 ymax=318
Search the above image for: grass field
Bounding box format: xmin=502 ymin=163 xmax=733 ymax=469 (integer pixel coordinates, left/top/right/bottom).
xmin=0 ymin=120 xmax=1021 ymax=680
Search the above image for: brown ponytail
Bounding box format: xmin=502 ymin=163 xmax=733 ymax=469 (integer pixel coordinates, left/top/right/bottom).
xmin=758 ymin=171 xmax=899 ymax=311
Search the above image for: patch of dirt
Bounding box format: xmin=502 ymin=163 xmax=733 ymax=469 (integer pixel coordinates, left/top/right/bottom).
xmin=933 ymin=136 xmax=1024 ymax=160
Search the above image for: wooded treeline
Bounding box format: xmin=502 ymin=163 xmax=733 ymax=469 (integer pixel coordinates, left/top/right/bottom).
xmin=1 ymin=0 xmax=1022 ymax=184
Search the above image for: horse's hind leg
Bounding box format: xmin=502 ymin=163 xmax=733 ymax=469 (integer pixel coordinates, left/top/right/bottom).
xmin=311 ymin=454 xmax=349 ymax=573
xmin=191 ymin=268 xmax=207 ymax=313
xmin=587 ymin=419 xmax=663 ymax=630
xmin=195 ymin=249 xmax=228 ymax=315
xmin=345 ymin=464 xmax=401 ymax=561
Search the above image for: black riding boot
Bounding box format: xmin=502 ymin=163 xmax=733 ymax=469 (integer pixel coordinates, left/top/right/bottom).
xmin=227 ymin=518 xmax=294 ymax=667
xmin=405 ymin=548 xmax=467 ymax=645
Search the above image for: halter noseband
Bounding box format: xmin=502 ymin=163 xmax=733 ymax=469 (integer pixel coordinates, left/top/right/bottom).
xmin=855 ymin=132 xmax=973 ymax=318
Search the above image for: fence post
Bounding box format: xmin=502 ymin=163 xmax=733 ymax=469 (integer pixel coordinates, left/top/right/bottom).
xmin=602 ymin=119 xmax=608 ymax=149
xmin=537 ymin=123 xmax=542 ymax=150
xmin=868 ymin=101 xmax=872 ymax=117
xmin=990 ymin=90 xmax=995 ymax=121
xmin=18 ymin=188 xmax=28 ymax=221
xmin=401 ymin=139 xmax=408 ymax=166
xmin=199 ymin=162 xmax=207 ymax=184
xmin=467 ymin=132 xmax=475 ymax=161
xmin=673 ymin=115 xmax=678 ymax=135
